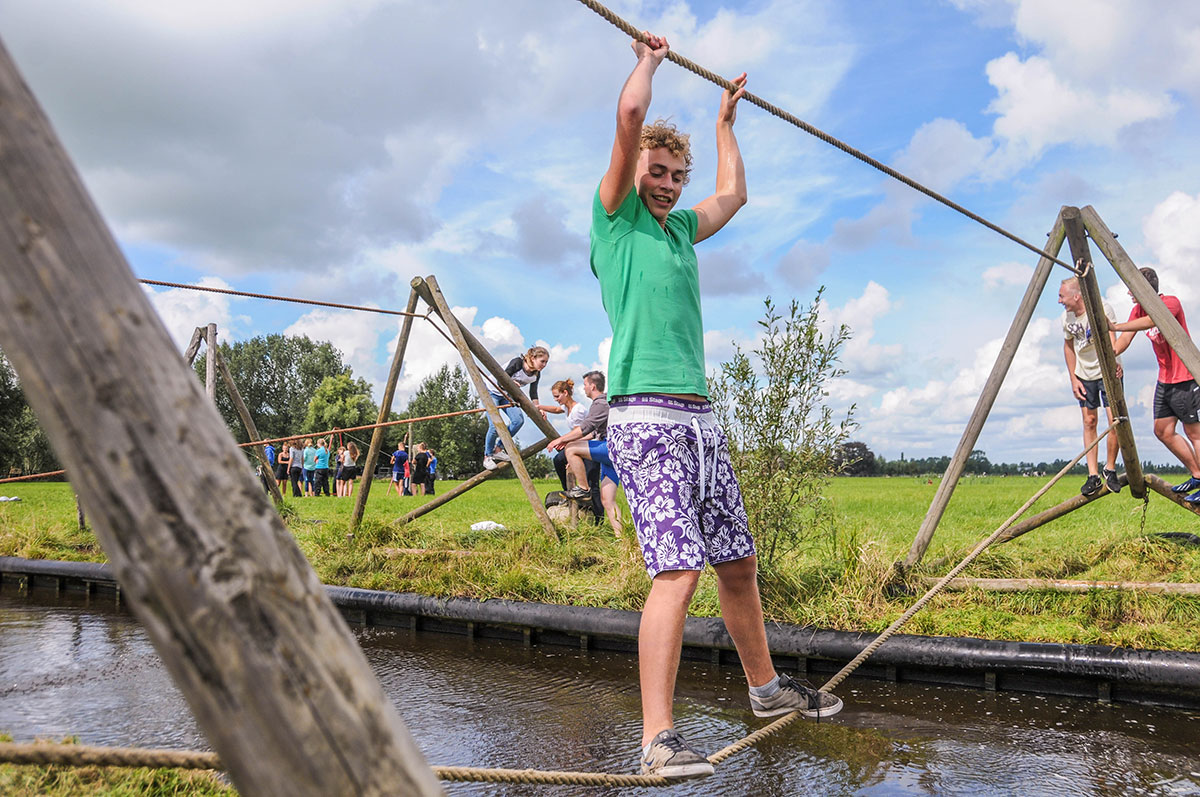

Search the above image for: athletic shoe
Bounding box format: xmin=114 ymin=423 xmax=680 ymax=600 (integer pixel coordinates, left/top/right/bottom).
xmin=639 ymin=729 xmax=714 ymax=779
xmin=564 ymin=485 xmax=593 ymax=501
xmin=492 ymin=450 xmax=512 ymax=462
xmin=1171 ymin=476 xmax=1200 ymax=494
xmin=1080 ymin=475 xmax=1103 ymax=496
xmin=750 ymin=672 xmax=844 ymax=719
xmin=1185 ymin=492 xmax=1200 ymax=505
xmin=1103 ymin=469 xmax=1122 ymax=494
xmin=482 ymin=456 xmax=497 ymax=471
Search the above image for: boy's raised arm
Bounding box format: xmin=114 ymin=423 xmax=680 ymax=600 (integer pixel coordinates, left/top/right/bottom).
xmin=598 ymin=33 xmax=669 ymax=214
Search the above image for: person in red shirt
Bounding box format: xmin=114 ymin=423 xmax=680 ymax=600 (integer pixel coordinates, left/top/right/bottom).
xmin=1112 ymin=267 xmax=1200 ymax=500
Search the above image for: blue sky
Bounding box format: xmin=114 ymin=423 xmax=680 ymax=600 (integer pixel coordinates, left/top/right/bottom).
xmin=4 ymin=0 xmax=1200 ymax=465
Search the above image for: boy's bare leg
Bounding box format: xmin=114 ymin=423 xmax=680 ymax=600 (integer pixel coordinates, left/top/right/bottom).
xmin=712 ymin=556 xmax=775 ymax=687
xmin=600 ymin=479 xmax=622 ymax=536
xmin=1081 ymin=406 xmax=1100 ymax=475
xmin=1155 ymin=418 xmax=1200 ymax=477
xmin=564 ymin=441 xmax=591 ymax=490
xmin=639 ymin=569 xmax=700 ymax=746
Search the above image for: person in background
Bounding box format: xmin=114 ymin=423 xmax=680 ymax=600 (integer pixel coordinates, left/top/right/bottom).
xmin=288 ymin=439 xmax=304 ymax=499
xmin=551 ymin=378 xmax=596 ymax=497
xmin=547 ymin=371 xmax=617 ymax=534
xmin=1058 ymin=275 xmax=1123 ymax=496
xmin=1112 ymin=266 xmax=1200 ymax=502
xmin=482 ymin=346 xmax=561 ymax=471
xmin=425 ymin=447 xmax=437 ymax=496
xmin=390 ymin=441 xmax=408 ymax=497
xmin=302 ymin=438 xmax=317 ymax=497
xmin=412 ymin=443 xmax=430 ymax=497
xmin=341 ymin=442 xmax=359 ymax=498
xmin=314 ymin=438 xmax=331 ymax=497
xmin=275 ymin=440 xmax=291 ymax=493
xmin=334 ymin=444 xmax=346 ymax=495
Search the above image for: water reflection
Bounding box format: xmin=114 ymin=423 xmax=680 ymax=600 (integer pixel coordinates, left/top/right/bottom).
xmin=2 ymin=592 xmax=1198 ymax=795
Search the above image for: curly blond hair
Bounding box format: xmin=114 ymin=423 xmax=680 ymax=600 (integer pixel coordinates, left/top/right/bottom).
xmin=641 ymin=119 xmax=692 ymax=185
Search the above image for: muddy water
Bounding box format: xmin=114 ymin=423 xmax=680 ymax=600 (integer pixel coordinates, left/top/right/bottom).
xmin=2 ymin=591 xmax=1198 ymax=796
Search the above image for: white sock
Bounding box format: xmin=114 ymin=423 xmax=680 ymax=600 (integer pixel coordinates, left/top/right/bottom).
xmin=748 ymin=674 xmax=781 ymax=698
xmin=642 ymin=741 xmax=652 ymax=759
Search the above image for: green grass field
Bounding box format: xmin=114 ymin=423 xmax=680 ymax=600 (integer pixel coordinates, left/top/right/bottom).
xmin=2 ymin=474 xmax=1198 ymax=651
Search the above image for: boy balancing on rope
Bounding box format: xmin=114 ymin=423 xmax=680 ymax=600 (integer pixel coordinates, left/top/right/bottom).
xmin=592 ymin=32 xmax=842 ymax=780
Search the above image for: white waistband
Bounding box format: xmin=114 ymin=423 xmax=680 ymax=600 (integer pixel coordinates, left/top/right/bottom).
xmin=608 ymin=402 xmax=715 ymax=427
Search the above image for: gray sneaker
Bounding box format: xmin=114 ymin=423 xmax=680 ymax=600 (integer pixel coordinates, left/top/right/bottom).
xmin=639 ymin=729 xmax=714 ymax=779
xmin=482 ymin=456 xmax=497 ymax=471
xmin=492 ymin=450 xmax=512 ymax=462
xmin=750 ymin=672 xmax=844 ymax=718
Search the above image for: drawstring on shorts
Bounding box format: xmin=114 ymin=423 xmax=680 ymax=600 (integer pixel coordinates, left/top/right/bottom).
xmin=690 ymin=417 xmax=719 ymax=504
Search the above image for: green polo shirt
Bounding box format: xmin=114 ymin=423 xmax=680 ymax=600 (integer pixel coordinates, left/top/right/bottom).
xmin=590 ymin=186 xmax=706 ymax=398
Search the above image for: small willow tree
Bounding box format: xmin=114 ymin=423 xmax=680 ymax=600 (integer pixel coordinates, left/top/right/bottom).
xmin=708 ymin=292 xmax=856 ymax=568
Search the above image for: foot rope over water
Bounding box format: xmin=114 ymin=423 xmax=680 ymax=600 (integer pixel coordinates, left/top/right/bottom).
xmin=0 ymin=426 xmax=1121 ymax=785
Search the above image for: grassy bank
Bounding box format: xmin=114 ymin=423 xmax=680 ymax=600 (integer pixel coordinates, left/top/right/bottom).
xmin=2 ymin=475 xmax=1198 ymax=650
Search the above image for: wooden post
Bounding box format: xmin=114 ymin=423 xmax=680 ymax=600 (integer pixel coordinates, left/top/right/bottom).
xmin=410 ymin=277 xmax=560 ymax=442
xmin=1080 ymin=206 xmax=1200 ymax=384
xmin=396 ymin=438 xmax=550 ymax=525
xmin=993 ymin=472 xmax=1128 ymax=544
xmin=0 ymin=39 xmax=442 ymax=796
xmin=352 ymin=288 xmax=419 ymax=528
xmin=1062 ymin=206 xmax=1145 ymax=497
xmin=183 ymin=326 xmax=204 ymax=366
xmin=420 ymin=276 xmax=559 ymax=542
xmin=1144 ymin=473 xmax=1200 ymax=517
xmin=205 ymin=323 xmax=217 ymax=400
xmin=903 ymin=215 xmax=1066 ymax=568
xmin=215 ymin=348 xmax=284 ymax=506
xmin=76 ymin=495 xmax=86 ymax=531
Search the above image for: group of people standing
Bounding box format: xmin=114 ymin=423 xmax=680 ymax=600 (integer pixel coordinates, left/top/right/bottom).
xmin=390 ymin=441 xmax=437 ymax=496
xmin=262 ymin=438 xmax=360 ymax=498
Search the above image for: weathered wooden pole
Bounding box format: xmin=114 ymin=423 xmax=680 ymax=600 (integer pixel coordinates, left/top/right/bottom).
xmin=182 ymin=326 xmax=204 ymax=366
xmin=205 ymin=322 xmax=217 ymax=400
xmin=903 ymin=215 xmax=1066 ymax=569
xmin=410 ymin=276 xmax=560 ymax=442
xmin=993 ymin=472 xmax=1127 ymax=544
xmin=215 ymin=348 xmax=284 ymax=506
xmin=1144 ymin=473 xmax=1200 ymax=517
xmin=923 ymin=576 xmax=1200 ymax=596
xmin=1080 ymin=206 xmax=1200 ymax=383
xmin=1062 ymin=206 xmax=1145 ymax=497
xmin=0 ymin=38 xmax=442 ymax=796
xmin=352 ymin=288 xmax=419 ymax=528
xmin=396 ymin=438 xmax=550 ymax=525
xmin=421 ymin=276 xmax=559 ymax=541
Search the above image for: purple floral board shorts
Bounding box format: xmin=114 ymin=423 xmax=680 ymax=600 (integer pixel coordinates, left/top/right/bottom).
xmin=607 ymin=394 xmax=754 ymax=578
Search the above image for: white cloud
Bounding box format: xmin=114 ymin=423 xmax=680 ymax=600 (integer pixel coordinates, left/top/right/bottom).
xmin=820 ymin=282 xmax=902 ymax=380
xmin=283 ymin=308 xmax=390 ymax=400
xmin=983 ymin=262 xmax=1034 ymax=289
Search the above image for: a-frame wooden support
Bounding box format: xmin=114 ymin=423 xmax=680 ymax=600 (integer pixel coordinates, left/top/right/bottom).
xmin=903 ymin=205 xmax=1200 ymax=573
xmin=187 ymin=323 xmax=284 ymax=506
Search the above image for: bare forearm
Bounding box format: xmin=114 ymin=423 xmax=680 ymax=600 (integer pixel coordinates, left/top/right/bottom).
xmin=617 ymin=57 xmax=659 ymax=128
xmin=714 ymin=121 xmax=746 ymax=206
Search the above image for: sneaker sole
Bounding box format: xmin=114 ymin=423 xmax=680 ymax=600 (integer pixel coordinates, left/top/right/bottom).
xmin=641 ymin=762 xmax=714 ymax=779
xmin=752 ymin=693 xmax=844 ymax=719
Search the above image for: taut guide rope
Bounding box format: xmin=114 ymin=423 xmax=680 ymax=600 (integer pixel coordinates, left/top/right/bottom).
xmin=573 ymin=0 xmax=1081 ymax=277
xmin=0 ymin=426 xmax=1122 ymax=786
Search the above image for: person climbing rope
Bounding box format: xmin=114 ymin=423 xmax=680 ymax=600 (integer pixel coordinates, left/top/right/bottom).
xmin=589 ymin=30 xmax=842 ymax=780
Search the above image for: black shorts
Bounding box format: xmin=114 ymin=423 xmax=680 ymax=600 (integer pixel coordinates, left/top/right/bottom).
xmin=1077 ymin=378 xmax=1113 ymax=409
xmin=1154 ymin=380 xmax=1200 ymax=423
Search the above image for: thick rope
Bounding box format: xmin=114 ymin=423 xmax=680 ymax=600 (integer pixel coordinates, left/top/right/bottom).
xmin=573 ymin=0 xmax=1081 ymax=277
xmin=707 ymin=422 xmax=1122 ymax=765
xmin=0 ymin=743 xmax=671 ymax=787
xmin=139 ymin=279 xmax=425 ymax=319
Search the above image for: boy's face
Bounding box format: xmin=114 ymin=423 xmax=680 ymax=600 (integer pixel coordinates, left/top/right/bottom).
xmin=635 ymin=147 xmax=687 ymax=223
xmin=1057 ymin=284 xmax=1084 ymax=314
